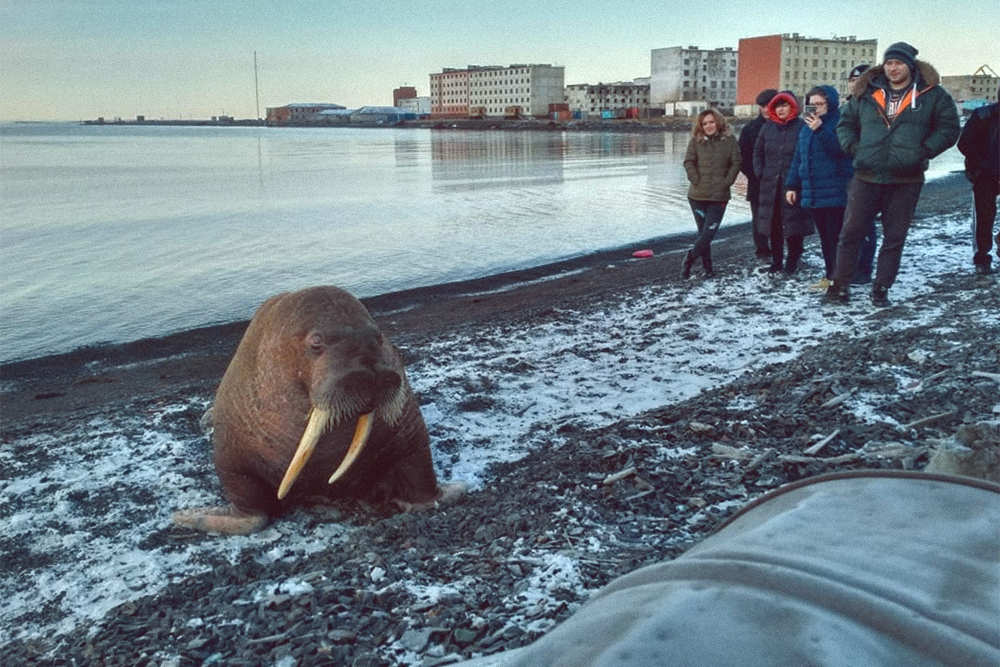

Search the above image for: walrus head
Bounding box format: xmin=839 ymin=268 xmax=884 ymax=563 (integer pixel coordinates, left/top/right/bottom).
xmin=277 ymin=323 xmax=408 ymax=500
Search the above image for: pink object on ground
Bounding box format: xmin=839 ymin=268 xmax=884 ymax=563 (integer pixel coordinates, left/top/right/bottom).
xmin=632 ymin=249 xmax=654 ymax=258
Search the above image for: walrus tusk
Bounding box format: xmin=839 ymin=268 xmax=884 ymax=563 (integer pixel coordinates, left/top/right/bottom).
xmin=277 ymin=407 xmax=331 ymax=500
xmin=329 ymin=411 xmax=373 ymax=485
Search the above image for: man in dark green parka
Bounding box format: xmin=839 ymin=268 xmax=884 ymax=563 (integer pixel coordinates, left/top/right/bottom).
xmin=824 ymin=42 xmax=960 ymax=306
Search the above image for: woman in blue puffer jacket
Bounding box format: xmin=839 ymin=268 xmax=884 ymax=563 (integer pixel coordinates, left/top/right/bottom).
xmin=784 ymin=85 xmax=854 ymax=289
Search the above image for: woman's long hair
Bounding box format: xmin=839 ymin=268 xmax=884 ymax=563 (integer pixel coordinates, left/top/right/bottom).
xmin=691 ymin=108 xmax=732 ymax=139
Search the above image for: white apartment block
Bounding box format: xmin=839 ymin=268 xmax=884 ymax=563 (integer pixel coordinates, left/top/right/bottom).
xmin=431 ymin=64 xmax=566 ymax=118
xmin=650 ymin=46 xmax=738 ymax=112
xmin=780 ymin=34 xmax=878 ymax=99
xmin=565 ymin=80 xmax=650 ymax=116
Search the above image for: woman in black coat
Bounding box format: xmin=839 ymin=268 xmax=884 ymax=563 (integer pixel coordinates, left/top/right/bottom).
xmin=753 ymin=91 xmax=815 ymax=274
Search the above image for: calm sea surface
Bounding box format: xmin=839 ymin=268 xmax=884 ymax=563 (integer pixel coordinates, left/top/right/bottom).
xmin=0 ymin=123 xmax=961 ymax=364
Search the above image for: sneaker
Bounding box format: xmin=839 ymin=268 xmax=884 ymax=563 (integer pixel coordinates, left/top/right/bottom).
xmin=822 ymin=283 xmax=850 ymax=304
xmin=870 ymin=284 xmax=891 ymax=307
xmin=809 ymin=277 xmax=832 ymax=291
xmin=681 ymin=252 xmax=694 ymax=279
xmin=975 ymin=263 xmax=994 ymax=275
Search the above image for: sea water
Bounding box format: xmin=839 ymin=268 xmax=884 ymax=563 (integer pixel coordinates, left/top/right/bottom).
xmin=0 ymin=123 xmax=962 ymax=363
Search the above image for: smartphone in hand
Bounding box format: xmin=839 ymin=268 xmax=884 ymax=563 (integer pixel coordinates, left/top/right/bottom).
xmin=803 ymin=105 xmax=818 ymax=116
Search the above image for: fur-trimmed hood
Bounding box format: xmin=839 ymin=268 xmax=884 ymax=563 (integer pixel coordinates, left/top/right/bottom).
xmin=849 ymin=59 xmax=942 ymax=99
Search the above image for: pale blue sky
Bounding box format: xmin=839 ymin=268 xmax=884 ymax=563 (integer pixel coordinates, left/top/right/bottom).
xmin=1 ymin=0 xmax=997 ymax=121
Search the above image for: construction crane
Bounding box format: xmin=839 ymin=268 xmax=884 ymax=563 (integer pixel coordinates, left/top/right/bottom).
xmin=973 ymin=64 xmax=998 ymax=77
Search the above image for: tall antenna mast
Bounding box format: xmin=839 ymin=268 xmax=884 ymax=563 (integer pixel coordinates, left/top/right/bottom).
xmin=254 ymin=51 xmax=261 ymax=120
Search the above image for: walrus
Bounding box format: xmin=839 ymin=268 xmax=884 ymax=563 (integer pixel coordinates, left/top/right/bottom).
xmin=173 ymin=285 xmax=461 ymax=535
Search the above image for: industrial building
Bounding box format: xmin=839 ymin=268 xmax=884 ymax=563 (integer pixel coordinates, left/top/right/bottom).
xmin=565 ymin=80 xmax=650 ymax=117
xmin=650 ymin=46 xmax=738 ymax=113
xmin=392 ymin=86 xmax=417 ymax=107
xmin=736 ymin=34 xmax=877 ymax=110
xmin=265 ymin=103 xmax=346 ymax=124
xmin=398 ymin=96 xmax=432 ymax=115
xmin=430 ymin=64 xmax=566 ymax=118
xmin=942 ymin=66 xmax=999 ymax=109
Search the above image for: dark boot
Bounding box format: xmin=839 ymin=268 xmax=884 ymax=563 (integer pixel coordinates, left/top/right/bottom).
xmin=681 ymin=251 xmax=694 ymax=279
xmin=822 ymin=282 xmax=850 ymax=304
xmin=870 ymin=284 xmax=891 ymax=307
xmin=703 ymin=257 xmax=714 ymax=278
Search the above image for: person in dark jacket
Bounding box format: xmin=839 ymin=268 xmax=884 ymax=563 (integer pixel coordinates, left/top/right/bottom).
xmin=825 ymin=42 xmax=961 ymax=306
xmin=957 ymin=94 xmax=999 ymax=274
xmin=739 ymin=89 xmax=778 ymax=260
xmin=845 ymin=64 xmax=880 ymax=284
xmin=753 ymin=91 xmax=815 ymax=275
xmin=681 ymin=108 xmax=742 ymax=278
xmin=785 ymin=85 xmax=854 ymax=289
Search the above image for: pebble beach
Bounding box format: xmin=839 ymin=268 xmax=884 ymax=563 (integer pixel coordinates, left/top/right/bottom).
xmin=1 ymin=173 xmax=998 ymax=666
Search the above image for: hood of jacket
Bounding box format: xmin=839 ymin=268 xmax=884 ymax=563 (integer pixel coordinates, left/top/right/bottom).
xmin=765 ymin=91 xmax=801 ymax=125
xmin=812 ymin=84 xmax=841 ymax=110
xmin=810 ymin=84 xmax=842 ymax=125
xmin=849 ymin=59 xmax=942 ymax=99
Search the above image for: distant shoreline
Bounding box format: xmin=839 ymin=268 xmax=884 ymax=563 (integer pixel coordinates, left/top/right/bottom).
xmin=76 ymin=116 xmax=705 ymax=132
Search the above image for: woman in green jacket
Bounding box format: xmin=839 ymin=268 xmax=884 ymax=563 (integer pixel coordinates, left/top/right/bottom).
xmin=681 ymin=109 xmax=742 ymax=278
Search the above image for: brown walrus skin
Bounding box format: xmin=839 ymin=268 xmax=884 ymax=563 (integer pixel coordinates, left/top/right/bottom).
xmin=174 ymin=286 xmax=449 ymax=534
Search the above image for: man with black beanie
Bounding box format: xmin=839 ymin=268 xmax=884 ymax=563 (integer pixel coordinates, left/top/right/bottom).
xmin=824 ymin=42 xmax=960 ymax=307
xmin=739 ymin=88 xmax=778 ymax=259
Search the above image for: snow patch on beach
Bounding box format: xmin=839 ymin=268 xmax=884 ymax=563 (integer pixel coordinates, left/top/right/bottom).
xmin=0 ymin=208 xmax=980 ymax=647
xmin=413 ymin=208 xmax=974 ymax=489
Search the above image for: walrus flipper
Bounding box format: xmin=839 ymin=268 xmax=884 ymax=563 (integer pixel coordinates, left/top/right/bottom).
xmin=172 ymin=505 xmax=268 ymax=535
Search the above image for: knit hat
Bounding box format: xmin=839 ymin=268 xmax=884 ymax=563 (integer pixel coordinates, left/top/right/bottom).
xmin=755 ymin=88 xmax=778 ymax=106
xmin=883 ymin=42 xmax=918 ymax=72
xmin=849 ymin=64 xmax=869 ymax=79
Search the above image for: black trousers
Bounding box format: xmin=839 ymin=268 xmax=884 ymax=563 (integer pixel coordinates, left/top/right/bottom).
xmin=769 ymin=190 xmax=804 ymax=273
xmin=833 ymin=178 xmax=923 ymax=289
xmin=688 ymin=199 xmax=727 ymax=269
xmin=971 ymin=176 xmax=999 ymax=266
xmin=747 ymin=180 xmax=770 ymax=254
xmin=811 ymin=207 xmax=845 ymax=279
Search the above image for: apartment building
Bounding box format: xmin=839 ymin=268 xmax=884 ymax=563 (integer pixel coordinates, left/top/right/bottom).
xmin=430 ymin=64 xmax=565 ymax=118
xmin=650 ymin=46 xmax=738 ymax=112
xmin=941 ymin=69 xmax=999 ymax=103
xmin=737 ymin=34 xmax=877 ymax=106
xmin=429 ymin=68 xmax=470 ymax=117
xmin=565 ymin=80 xmax=650 ymax=117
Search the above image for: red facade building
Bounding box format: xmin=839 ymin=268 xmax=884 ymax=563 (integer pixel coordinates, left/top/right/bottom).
xmin=736 ymin=35 xmax=783 ymax=106
xmin=393 ymin=86 xmax=417 ymax=107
